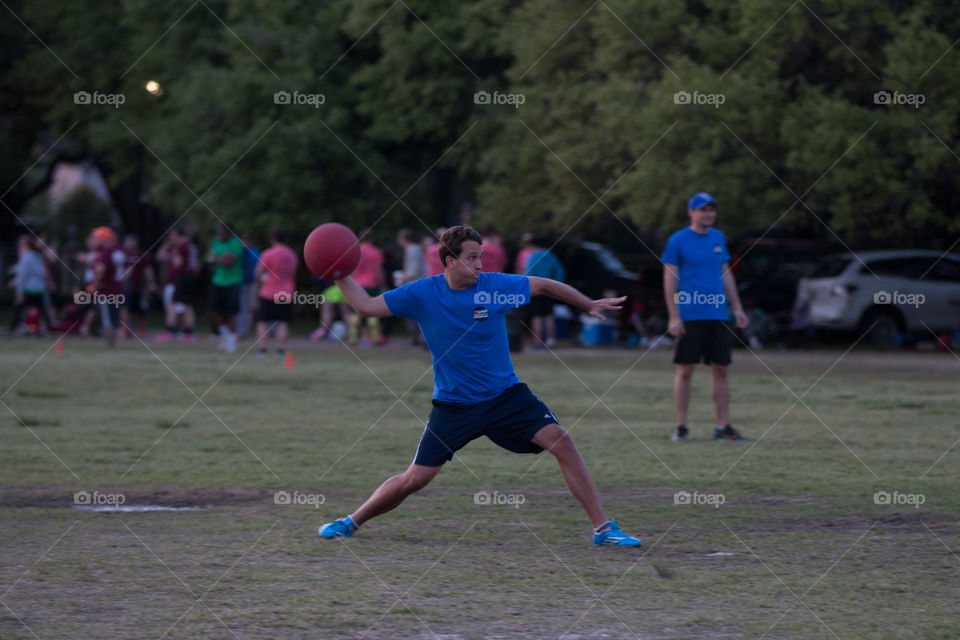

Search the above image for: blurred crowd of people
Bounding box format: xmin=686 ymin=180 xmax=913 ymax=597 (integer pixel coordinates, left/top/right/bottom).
xmin=5 ymin=223 xmax=588 ymax=352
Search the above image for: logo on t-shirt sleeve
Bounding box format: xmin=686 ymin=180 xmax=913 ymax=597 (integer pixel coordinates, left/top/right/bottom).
xmin=713 ymin=244 xmax=723 ymax=254
xmin=473 ymin=306 xmax=489 ymax=321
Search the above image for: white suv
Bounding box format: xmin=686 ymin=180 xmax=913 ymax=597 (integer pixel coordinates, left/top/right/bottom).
xmin=795 ymin=250 xmax=960 ymax=346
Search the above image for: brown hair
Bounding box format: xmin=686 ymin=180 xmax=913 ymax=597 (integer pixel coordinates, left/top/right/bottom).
xmin=438 ymin=225 xmax=482 ymax=268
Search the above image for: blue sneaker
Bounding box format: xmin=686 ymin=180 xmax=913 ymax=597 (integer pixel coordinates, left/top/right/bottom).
xmin=714 ymin=424 xmax=749 ymax=441
xmin=319 ymin=515 xmax=357 ymax=538
xmin=593 ymin=520 xmax=642 ymax=547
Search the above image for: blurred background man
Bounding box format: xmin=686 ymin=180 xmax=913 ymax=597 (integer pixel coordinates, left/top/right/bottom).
xmin=662 ymin=192 xmax=749 ymax=442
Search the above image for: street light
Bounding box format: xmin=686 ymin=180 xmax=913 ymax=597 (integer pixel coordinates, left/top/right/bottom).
xmin=145 ymin=80 xmax=162 ymax=96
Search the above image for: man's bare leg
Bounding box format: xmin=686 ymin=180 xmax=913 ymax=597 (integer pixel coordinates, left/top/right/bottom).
xmin=532 ymin=424 xmax=606 ymax=528
xmin=531 ymin=316 xmax=544 ymax=345
xmin=674 ymin=364 xmax=695 ymax=426
xmin=350 ymin=464 xmax=443 ymax=526
xmin=710 ymin=364 xmax=729 ymax=427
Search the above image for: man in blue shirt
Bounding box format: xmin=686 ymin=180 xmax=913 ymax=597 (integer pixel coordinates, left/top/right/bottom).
xmin=662 ymin=192 xmax=749 ymax=442
xmin=320 ymin=225 xmax=642 ymax=546
xmin=524 ymin=236 xmax=566 ymax=348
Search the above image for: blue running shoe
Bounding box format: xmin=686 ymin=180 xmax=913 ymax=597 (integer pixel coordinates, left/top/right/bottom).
xmin=319 ymin=515 xmax=357 ymax=538
xmin=714 ymin=424 xmax=749 ymax=441
xmin=593 ymin=520 xmax=642 ymax=547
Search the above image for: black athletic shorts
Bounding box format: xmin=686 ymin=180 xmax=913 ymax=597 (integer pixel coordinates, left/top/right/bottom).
xmin=124 ymin=288 xmax=149 ymax=315
xmin=413 ymin=383 xmax=558 ymax=467
xmin=257 ymin=297 xmax=291 ymax=323
xmin=674 ymin=320 xmax=733 ymax=365
xmin=172 ymin=274 xmax=198 ymax=306
xmin=210 ymin=284 xmax=240 ymax=317
xmin=528 ymin=295 xmax=553 ymax=317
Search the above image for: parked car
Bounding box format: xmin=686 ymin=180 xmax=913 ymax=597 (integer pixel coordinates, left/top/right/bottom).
xmin=795 ymin=250 xmax=960 ymax=346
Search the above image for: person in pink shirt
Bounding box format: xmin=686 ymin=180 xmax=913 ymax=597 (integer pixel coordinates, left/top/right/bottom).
xmin=514 ymin=232 xmax=535 ymax=274
xmin=348 ymin=229 xmax=387 ymax=345
xmin=255 ymin=227 xmax=298 ymax=357
xmin=481 ymin=226 xmax=507 ymax=273
xmin=423 ymin=227 xmax=446 ymax=277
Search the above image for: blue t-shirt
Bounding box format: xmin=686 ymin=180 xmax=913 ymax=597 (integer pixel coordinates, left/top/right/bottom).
xmin=384 ymin=272 xmax=530 ymax=404
xmin=661 ymin=227 xmax=730 ymax=321
xmin=525 ymin=250 xmax=565 ymax=281
xmin=243 ymin=247 xmax=260 ymax=284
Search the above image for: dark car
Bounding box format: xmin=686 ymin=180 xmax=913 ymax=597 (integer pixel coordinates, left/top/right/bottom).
xmin=549 ymin=238 xmax=641 ymax=301
xmin=730 ymin=234 xmax=844 ymax=327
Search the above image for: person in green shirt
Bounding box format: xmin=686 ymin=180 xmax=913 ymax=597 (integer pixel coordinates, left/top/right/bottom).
xmin=206 ymin=224 xmax=245 ymax=353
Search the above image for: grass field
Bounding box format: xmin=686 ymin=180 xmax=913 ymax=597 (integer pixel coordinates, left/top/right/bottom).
xmin=1 ymin=336 xmax=958 ymax=639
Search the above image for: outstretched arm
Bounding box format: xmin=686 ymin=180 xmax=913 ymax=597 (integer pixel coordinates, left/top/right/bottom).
xmin=528 ymin=276 xmax=625 ymax=320
xmin=335 ymin=275 xmax=393 ymax=318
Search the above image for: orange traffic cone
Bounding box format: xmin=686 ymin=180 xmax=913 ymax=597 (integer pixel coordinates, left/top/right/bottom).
xmin=284 ymin=351 xmax=295 ymax=370
xmin=55 ymin=339 xmax=65 ymax=355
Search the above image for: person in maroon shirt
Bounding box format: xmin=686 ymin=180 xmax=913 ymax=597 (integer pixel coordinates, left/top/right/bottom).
xmin=121 ymin=234 xmax=156 ymax=338
xmin=155 ymin=226 xmax=199 ymax=342
xmin=90 ymin=227 xmax=125 ymax=349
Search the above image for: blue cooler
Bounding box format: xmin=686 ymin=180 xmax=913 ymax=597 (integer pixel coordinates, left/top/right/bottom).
xmin=581 ymin=318 xmax=614 ymax=345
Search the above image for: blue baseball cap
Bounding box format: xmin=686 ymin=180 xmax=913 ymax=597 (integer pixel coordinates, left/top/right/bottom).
xmin=687 ymin=192 xmax=716 ymax=210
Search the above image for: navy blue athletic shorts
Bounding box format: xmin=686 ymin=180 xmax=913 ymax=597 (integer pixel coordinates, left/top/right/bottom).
xmin=413 ymin=383 xmax=559 ymax=467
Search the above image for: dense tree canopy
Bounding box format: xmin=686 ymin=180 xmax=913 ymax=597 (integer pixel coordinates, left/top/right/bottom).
xmin=3 ymin=0 xmax=960 ymax=253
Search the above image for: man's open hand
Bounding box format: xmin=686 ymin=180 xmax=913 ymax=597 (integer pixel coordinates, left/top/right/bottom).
xmin=586 ymin=296 xmax=626 ymax=320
